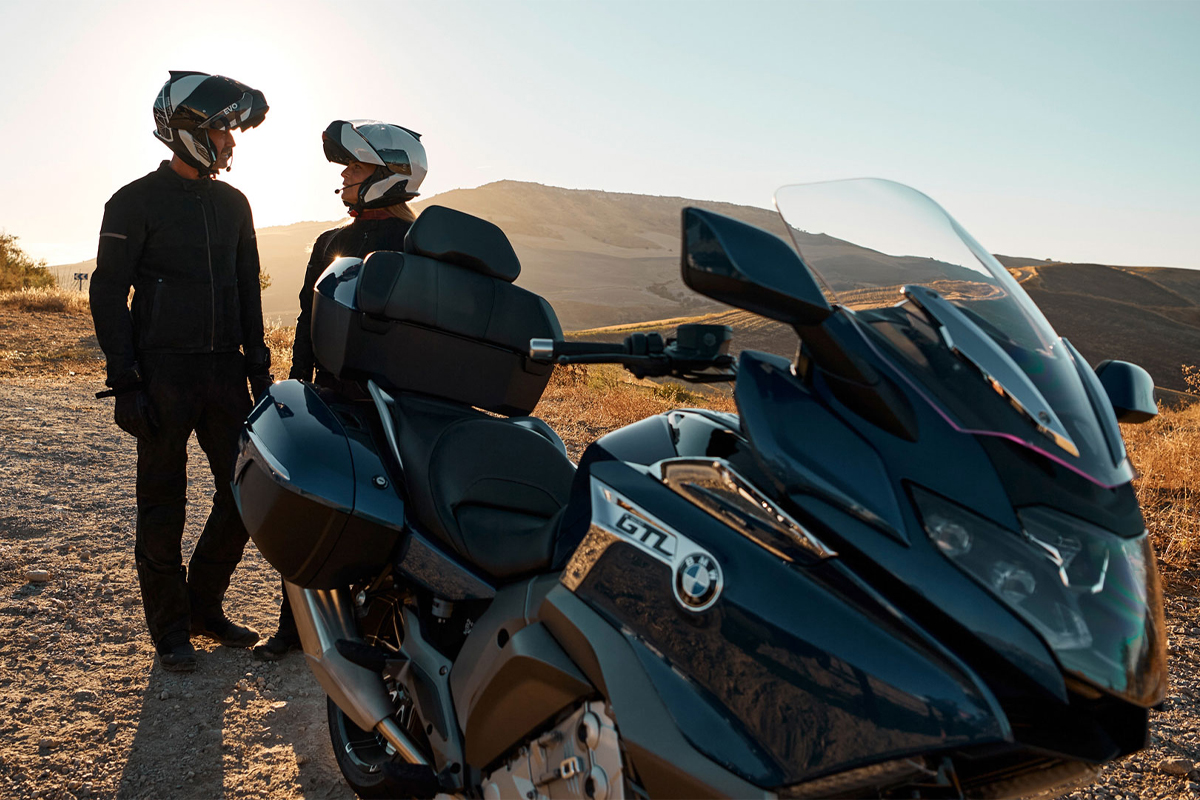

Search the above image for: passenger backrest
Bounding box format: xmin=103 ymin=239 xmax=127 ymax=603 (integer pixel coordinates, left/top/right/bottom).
xmin=320 ymin=206 xmax=562 ymax=416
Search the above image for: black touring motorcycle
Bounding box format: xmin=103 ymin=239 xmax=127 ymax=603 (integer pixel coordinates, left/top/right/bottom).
xmin=233 ymin=180 xmax=1166 ymax=799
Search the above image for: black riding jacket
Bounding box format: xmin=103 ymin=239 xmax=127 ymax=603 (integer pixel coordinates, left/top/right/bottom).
xmin=91 ymin=161 xmax=268 ymax=386
xmin=290 ymin=214 xmax=412 ymax=381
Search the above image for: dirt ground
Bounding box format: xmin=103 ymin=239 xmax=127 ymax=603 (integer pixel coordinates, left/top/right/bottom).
xmin=1 ymin=306 xmax=1200 ymax=800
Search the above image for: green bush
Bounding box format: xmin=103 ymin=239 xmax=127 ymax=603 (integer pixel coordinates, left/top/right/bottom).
xmin=0 ymin=231 xmax=54 ymax=291
xmin=651 ymin=381 xmax=701 ymax=405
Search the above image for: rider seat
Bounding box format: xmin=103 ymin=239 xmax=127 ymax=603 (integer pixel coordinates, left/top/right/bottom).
xmin=393 ymin=393 xmax=575 ymax=582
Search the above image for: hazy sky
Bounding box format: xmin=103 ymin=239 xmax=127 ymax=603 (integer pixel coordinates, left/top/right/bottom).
xmin=1 ymin=0 xmax=1197 ymax=269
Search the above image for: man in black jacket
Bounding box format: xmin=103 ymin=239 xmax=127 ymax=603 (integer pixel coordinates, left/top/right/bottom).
xmin=91 ymin=72 xmax=271 ymax=672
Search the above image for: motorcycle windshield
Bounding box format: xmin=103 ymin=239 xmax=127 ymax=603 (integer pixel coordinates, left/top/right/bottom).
xmin=774 ymin=179 xmax=1134 ymax=490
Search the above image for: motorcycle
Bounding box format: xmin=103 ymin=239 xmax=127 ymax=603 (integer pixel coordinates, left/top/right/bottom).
xmin=232 ymin=182 xmax=1167 ymax=799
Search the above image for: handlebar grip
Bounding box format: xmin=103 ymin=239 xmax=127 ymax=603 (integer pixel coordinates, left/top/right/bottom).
xmin=529 ymin=339 xmax=629 ymax=361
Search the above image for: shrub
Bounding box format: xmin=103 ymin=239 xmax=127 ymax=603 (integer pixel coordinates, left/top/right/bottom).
xmin=0 ymin=231 xmax=55 ymax=291
xmin=1183 ymin=364 xmax=1200 ymax=395
xmin=651 ymin=381 xmax=702 ymax=405
xmin=264 ymin=319 xmax=294 ymax=378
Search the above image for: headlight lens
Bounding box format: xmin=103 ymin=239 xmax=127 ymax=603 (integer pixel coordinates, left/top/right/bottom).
xmin=912 ymin=487 xmax=1166 ymax=705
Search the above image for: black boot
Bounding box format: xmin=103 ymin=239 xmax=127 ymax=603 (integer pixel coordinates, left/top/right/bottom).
xmin=191 ymin=614 xmax=259 ymax=648
xmin=156 ymin=630 xmax=197 ymax=672
xmin=252 ymin=631 xmax=302 ymax=662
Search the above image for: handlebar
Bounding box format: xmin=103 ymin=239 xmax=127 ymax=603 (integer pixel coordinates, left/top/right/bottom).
xmin=529 ymin=339 xmax=629 ymax=360
xmin=529 ymin=325 xmax=736 ymax=382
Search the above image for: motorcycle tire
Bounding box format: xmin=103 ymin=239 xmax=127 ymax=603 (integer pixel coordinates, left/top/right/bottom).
xmin=326 ymin=696 xmax=437 ymax=799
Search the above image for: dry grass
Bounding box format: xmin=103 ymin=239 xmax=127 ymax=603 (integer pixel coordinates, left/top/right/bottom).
xmin=1123 ymin=399 xmax=1200 ymax=591
xmin=264 ymin=319 xmax=295 ymax=379
xmin=534 ymin=363 xmax=736 ymax=461
xmin=0 ymin=286 xmax=90 ymax=314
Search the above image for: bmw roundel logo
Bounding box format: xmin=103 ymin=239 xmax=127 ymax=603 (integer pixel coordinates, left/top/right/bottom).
xmin=675 ymin=553 xmax=723 ymax=611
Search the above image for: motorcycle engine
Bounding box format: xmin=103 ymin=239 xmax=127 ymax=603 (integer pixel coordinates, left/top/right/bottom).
xmin=481 ymin=701 xmax=625 ymax=800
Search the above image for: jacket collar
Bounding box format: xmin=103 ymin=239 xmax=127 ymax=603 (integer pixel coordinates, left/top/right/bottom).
xmin=156 ymin=160 xmax=213 ymax=191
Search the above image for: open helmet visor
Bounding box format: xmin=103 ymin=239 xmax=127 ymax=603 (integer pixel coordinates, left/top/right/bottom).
xmin=199 ymin=89 xmax=269 ymax=131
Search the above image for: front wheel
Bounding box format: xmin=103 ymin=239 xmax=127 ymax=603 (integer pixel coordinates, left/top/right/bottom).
xmin=326 ymin=696 xmax=437 ymax=799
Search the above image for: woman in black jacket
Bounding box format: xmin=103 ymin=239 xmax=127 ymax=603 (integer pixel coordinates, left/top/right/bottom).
xmin=255 ymin=120 xmax=428 ymax=660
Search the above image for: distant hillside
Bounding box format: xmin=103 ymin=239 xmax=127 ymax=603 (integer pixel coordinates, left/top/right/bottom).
xmin=51 ymin=181 xmax=791 ymax=329
xmin=1015 ymin=264 xmax=1200 ymax=392
xmin=50 ymin=180 xmax=1200 ymax=389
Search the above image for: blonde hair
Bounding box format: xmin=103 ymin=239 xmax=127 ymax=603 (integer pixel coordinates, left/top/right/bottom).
xmin=385 ymin=202 xmax=416 ymax=223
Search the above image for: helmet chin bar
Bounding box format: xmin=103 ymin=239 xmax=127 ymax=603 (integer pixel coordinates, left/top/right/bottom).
xmin=180 ymin=130 xmax=228 ymax=176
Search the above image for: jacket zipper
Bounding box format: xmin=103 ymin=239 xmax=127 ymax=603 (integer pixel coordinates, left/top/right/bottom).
xmin=200 ymin=195 xmax=215 ymax=351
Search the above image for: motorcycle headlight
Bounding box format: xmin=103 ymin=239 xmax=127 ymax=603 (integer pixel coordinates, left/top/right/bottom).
xmin=911 ymin=487 xmax=1166 ymax=705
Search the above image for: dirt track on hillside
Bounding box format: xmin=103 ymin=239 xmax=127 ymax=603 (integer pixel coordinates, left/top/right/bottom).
xmin=2 ymin=306 xmax=1200 ymax=799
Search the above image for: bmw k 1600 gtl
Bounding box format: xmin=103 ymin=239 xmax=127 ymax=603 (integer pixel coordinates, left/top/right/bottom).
xmin=233 ymin=180 xmax=1166 ymax=799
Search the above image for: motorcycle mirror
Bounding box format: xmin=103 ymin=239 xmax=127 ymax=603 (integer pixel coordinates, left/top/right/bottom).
xmin=1095 ymin=360 xmax=1158 ymax=423
xmin=680 ymin=208 xmax=832 ymax=327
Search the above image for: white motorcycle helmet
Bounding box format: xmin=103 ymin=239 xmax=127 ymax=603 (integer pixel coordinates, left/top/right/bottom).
xmin=323 ymin=120 xmax=427 ymax=212
xmin=152 ymin=71 xmax=268 ymax=174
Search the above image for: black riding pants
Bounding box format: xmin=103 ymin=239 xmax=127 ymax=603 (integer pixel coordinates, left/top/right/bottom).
xmin=134 ymin=352 xmax=251 ymax=644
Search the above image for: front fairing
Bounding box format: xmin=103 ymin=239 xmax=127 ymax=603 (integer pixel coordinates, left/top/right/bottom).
xmin=733 ymin=176 xmax=1168 ymax=708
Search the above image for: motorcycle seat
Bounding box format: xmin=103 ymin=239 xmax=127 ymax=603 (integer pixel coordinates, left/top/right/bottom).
xmin=392 ymin=393 xmax=576 ymax=582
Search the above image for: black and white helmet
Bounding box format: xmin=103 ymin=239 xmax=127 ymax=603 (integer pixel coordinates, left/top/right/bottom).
xmin=323 ymin=120 xmax=427 ymax=211
xmin=153 ymin=71 xmax=268 ymax=174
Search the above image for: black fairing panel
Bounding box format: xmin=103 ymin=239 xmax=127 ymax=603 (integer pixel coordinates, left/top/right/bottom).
xmin=734 ymin=351 xmax=908 ymax=542
xmin=586 ymin=414 xmax=677 ymax=466
xmin=586 ymin=408 xmax=744 ymax=467
xmin=574 ymin=459 xmax=1007 ymax=787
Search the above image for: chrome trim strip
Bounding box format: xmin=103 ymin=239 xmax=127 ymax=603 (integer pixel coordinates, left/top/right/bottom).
xmin=902 ymin=284 xmax=1079 ymax=457
xmin=652 ymin=457 xmax=836 ymax=561
xmin=245 ymin=427 xmax=290 ymax=481
xmin=529 ymin=338 xmax=556 ymax=361
xmin=367 ymin=379 xmax=404 ymax=471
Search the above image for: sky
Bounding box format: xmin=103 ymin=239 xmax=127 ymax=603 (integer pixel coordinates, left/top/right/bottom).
xmin=1 ymin=0 xmax=1197 ymax=269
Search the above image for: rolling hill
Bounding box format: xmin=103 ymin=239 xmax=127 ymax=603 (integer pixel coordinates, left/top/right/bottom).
xmin=51 ymin=180 xmax=1200 ymax=390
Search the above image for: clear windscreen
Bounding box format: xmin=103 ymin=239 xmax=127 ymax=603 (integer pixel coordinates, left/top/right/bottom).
xmin=774 ymin=179 xmax=1133 ymax=488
